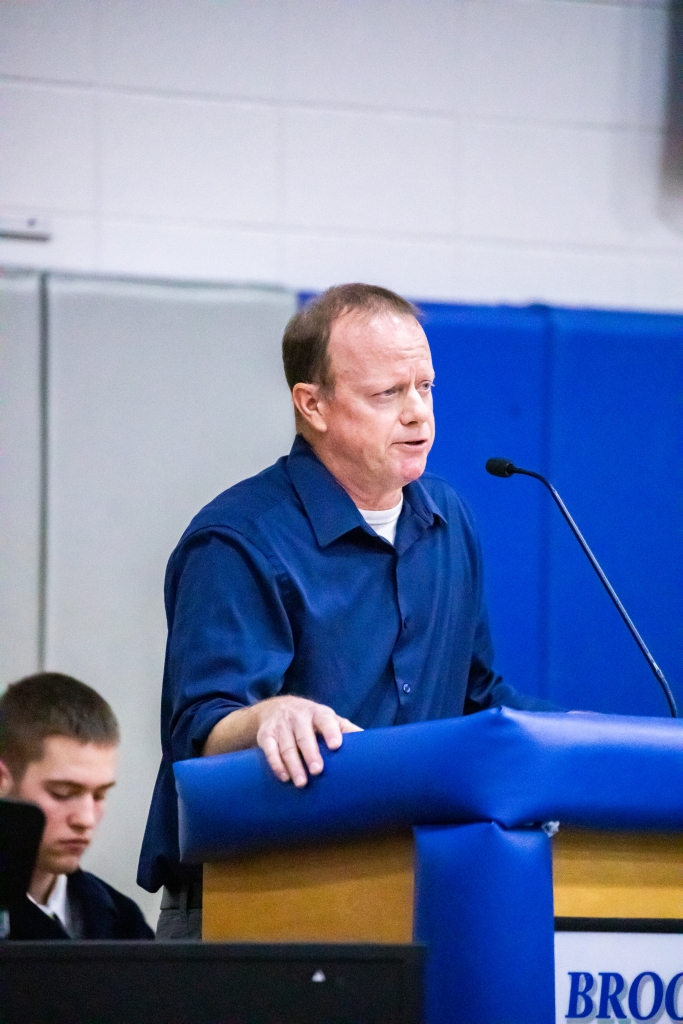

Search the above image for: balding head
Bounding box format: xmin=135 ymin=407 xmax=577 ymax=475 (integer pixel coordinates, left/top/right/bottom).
xmin=282 ymin=283 xmax=420 ymax=406
xmin=289 ymin=295 xmax=435 ymax=511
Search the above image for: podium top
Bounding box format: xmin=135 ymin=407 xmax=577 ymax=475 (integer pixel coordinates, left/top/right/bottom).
xmin=174 ymin=707 xmax=683 ymax=863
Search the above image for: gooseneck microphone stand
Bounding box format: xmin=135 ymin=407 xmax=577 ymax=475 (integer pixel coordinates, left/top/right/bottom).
xmin=485 ymin=457 xmax=678 ymax=719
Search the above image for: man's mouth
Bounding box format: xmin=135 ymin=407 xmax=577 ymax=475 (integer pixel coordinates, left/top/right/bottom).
xmin=60 ymin=840 xmax=89 ymax=853
xmin=397 ymin=439 xmax=428 ymax=447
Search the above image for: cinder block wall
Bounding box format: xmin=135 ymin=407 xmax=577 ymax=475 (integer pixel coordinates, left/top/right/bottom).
xmin=1 ymin=0 xmax=681 ymax=310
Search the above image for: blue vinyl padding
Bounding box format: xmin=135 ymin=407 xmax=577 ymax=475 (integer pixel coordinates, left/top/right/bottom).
xmin=175 ymin=707 xmax=683 ymax=863
xmin=413 ymin=823 xmax=555 ymax=1024
xmin=419 ymin=301 xmax=683 ymax=717
xmin=420 ymin=303 xmax=552 ymax=704
xmin=544 ymin=308 xmax=683 ymax=714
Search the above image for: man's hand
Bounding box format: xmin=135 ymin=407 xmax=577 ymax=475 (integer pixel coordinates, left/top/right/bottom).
xmin=202 ymin=695 xmax=362 ymax=787
xmin=256 ymin=696 xmax=361 ymax=786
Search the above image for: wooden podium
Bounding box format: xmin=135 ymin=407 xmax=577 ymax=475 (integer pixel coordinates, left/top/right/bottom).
xmin=203 ymin=832 xmax=415 ymax=943
xmin=175 ymin=708 xmax=683 ymax=1024
xmin=202 ymin=829 xmax=683 ymax=942
xmin=553 ymin=828 xmax=683 ymax=920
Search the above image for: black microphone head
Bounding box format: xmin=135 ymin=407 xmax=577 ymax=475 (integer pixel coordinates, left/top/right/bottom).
xmin=486 ymin=457 xmax=516 ymax=478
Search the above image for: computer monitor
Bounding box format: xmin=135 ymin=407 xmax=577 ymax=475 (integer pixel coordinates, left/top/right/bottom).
xmin=0 ymin=799 xmax=45 ymax=937
xmin=0 ymin=941 xmax=424 ymax=1024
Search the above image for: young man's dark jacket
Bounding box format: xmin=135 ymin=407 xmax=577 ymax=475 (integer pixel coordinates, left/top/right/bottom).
xmin=7 ymin=869 xmax=153 ymax=940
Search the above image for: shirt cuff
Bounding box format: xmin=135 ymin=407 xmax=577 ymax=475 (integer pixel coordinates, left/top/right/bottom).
xmin=173 ymin=697 xmax=247 ymax=760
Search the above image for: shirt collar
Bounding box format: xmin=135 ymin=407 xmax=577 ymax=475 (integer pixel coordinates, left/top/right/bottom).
xmin=285 ymin=435 xmax=447 ymax=549
xmin=403 ymin=473 xmax=447 ymax=527
xmin=286 ymin=435 xmax=365 ymax=548
xmin=27 ymin=872 xmax=69 ymax=931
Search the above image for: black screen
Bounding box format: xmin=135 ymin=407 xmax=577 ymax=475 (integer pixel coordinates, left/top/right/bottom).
xmin=0 ymin=941 xmax=423 ymax=1024
xmin=0 ymin=800 xmax=45 ymax=912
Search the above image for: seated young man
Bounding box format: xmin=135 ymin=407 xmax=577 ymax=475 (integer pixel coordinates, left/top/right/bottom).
xmin=0 ymin=672 xmax=153 ymax=940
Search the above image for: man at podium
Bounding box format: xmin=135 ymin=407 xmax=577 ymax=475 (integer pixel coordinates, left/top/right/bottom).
xmin=139 ymin=283 xmax=556 ymax=939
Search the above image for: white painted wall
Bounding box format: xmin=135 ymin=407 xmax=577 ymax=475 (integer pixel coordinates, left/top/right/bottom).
xmin=0 ymin=271 xmax=296 ymax=928
xmin=44 ymin=277 xmax=296 ymax=924
xmin=0 ymin=272 xmax=42 ymax=683
xmin=1 ymin=0 xmax=681 ymax=311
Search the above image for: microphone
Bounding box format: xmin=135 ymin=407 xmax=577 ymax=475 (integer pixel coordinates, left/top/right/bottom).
xmin=485 ymin=457 xmax=678 ymax=718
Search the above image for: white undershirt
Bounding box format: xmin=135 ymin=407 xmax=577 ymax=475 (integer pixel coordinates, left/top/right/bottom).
xmin=359 ymin=496 xmax=403 ymax=545
xmin=27 ymin=872 xmax=71 ymax=933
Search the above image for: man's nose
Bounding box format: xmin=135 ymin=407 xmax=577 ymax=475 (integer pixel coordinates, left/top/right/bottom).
xmin=401 ymin=384 xmax=429 ymax=423
xmin=69 ymin=796 xmax=97 ymax=830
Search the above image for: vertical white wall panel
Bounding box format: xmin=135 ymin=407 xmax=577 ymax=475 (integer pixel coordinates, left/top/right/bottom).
xmin=44 ymin=275 xmax=296 ymax=922
xmin=0 ymin=271 xmax=42 ymax=684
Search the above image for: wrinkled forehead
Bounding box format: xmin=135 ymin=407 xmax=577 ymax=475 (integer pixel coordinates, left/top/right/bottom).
xmin=328 ymin=309 xmax=432 ymax=375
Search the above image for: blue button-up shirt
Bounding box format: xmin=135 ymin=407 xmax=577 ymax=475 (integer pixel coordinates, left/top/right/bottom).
xmin=138 ymin=435 xmax=555 ymax=892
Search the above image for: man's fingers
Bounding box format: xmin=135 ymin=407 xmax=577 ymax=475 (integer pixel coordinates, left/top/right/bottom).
xmin=260 ymin=734 xmax=290 ymax=784
xmin=293 ymin=721 xmax=324 ymax=776
xmin=257 ymin=698 xmax=362 ymax=787
xmin=313 ymin=706 xmax=344 ymax=752
xmin=338 ymin=717 xmax=363 ymax=733
xmin=260 ymin=727 xmax=312 ymax=787
xmin=278 ymin=736 xmax=309 ymax=788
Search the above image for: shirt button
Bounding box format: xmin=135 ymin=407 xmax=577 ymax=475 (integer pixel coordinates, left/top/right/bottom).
xmin=402 ymin=683 xmax=411 ymax=694
xmin=402 ymin=617 xmax=409 ymax=630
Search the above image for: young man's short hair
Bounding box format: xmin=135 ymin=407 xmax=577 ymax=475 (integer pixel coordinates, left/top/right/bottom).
xmin=0 ymin=672 xmax=119 ymax=780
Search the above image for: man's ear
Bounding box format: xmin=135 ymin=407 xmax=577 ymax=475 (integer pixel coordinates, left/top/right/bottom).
xmin=291 ymin=382 xmax=329 ymax=435
xmin=0 ymin=759 xmax=16 ymax=797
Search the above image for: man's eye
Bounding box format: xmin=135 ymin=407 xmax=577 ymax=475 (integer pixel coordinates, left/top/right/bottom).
xmin=48 ymin=789 xmax=73 ymax=801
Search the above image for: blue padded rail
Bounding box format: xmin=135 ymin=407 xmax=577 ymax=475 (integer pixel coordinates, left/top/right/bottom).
xmin=414 ymin=823 xmax=555 ymax=1024
xmin=175 ymin=707 xmax=683 ymax=863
